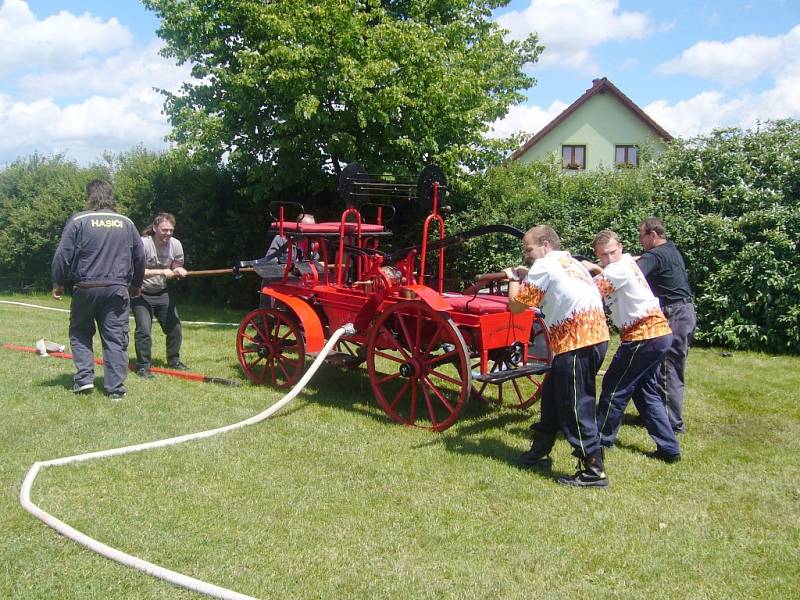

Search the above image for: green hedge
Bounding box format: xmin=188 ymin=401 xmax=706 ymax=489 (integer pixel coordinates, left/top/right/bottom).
xmin=1 ymin=120 xmax=798 ymax=353
xmin=448 ymin=120 xmax=800 ymax=354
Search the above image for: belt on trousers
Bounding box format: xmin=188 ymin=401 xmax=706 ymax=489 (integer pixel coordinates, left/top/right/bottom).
xmin=74 ymin=282 xmax=122 ymax=289
xmin=142 ymin=289 xmax=168 ymax=296
xmin=661 ymin=297 xmax=693 ymax=308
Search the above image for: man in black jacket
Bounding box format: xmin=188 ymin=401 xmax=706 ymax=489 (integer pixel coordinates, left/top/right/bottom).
xmin=52 ymin=180 xmax=146 ymax=400
xmin=635 ymin=217 xmax=697 ymax=433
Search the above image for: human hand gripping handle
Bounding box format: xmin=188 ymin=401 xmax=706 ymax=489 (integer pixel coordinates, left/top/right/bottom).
xmin=503 ymin=266 xmax=528 ymax=282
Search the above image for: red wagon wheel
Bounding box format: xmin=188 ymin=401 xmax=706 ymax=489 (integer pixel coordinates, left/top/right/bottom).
xmin=236 ymin=308 xmax=306 ymax=388
xmin=471 ymin=313 xmax=552 ymax=409
xmin=367 ymin=300 xmax=471 ymax=432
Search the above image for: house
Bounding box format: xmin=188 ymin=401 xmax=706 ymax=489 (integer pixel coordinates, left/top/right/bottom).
xmin=510 ymin=77 xmax=673 ymax=170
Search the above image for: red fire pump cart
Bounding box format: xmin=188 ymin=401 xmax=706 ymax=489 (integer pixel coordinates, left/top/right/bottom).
xmin=235 ymin=165 xmax=552 ymax=432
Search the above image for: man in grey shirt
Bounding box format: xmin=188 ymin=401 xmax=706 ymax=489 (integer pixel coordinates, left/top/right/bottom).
xmin=132 ymin=212 xmax=189 ymax=378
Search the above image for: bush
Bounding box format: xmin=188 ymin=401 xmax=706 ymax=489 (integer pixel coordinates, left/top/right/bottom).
xmin=448 ymin=120 xmax=800 ymax=354
xmin=0 ymin=154 xmax=108 ymax=289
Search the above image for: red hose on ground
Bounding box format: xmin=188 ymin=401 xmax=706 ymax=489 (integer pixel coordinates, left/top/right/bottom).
xmin=1 ymin=343 xmax=239 ymax=386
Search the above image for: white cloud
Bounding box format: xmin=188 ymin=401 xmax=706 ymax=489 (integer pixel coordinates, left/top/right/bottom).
xmin=0 ymin=0 xmax=132 ymax=74
xmin=496 ymin=0 xmax=653 ymax=70
xmin=18 ymin=39 xmax=191 ymax=99
xmin=657 ymin=24 xmax=800 ymax=86
xmin=0 ymin=87 xmax=174 ymax=164
xmin=645 ymin=66 xmax=800 ymax=138
xmin=487 ymin=100 xmax=569 ymax=139
xmin=646 ymin=25 xmax=800 ymax=137
xmin=0 ymin=2 xmax=192 ymax=165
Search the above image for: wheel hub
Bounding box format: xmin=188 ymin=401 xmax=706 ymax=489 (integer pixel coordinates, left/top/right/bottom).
xmin=399 ymin=362 xmax=415 ymax=377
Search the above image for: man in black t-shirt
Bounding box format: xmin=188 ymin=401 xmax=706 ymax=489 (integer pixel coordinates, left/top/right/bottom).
xmin=634 ymin=217 xmax=696 ymax=433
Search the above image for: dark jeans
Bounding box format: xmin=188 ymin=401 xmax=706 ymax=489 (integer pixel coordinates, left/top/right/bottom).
xmin=132 ymin=291 xmax=182 ymax=368
xmin=69 ymin=285 xmax=130 ymax=395
xmin=634 ymin=300 xmax=696 ymax=432
xmin=531 ymin=342 xmax=608 ymax=459
xmin=598 ymin=335 xmax=679 ymax=455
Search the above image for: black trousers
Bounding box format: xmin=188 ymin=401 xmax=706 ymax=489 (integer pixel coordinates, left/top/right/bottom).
xmin=132 ymin=291 xmax=182 ymax=368
xmin=69 ymin=285 xmax=130 ymax=395
xmin=598 ymin=335 xmax=679 ymax=455
xmin=634 ymin=300 xmax=696 ymax=433
xmin=532 ymin=342 xmax=608 ymax=459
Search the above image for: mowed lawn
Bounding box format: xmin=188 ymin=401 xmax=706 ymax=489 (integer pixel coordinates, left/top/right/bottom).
xmin=1 ymin=293 xmax=799 ymax=599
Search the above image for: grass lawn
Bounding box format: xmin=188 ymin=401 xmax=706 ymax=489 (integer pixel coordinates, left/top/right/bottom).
xmin=1 ymin=292 xmax=799 ymax=599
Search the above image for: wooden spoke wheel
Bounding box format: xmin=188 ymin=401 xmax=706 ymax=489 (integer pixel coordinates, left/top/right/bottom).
xmin=236 ymin=308 xmax=306 ymax=388
xmin=471 ymin=313 xmax=552 ymax=410
xmin=367 ymin=301 xmax=471 ymax=432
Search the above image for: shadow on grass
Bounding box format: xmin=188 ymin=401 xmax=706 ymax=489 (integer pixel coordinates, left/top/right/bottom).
xmin=40 ymin=372 xmax=88 ymax=392
xmin=291 ymin=363 xmax=565 ymax=478
xmin=608 ymin=439 xmax=654 ymax=458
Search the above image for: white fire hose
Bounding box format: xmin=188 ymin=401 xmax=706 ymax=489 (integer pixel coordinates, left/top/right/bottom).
xmin=20 ymin=322 xmax=356 ymax=600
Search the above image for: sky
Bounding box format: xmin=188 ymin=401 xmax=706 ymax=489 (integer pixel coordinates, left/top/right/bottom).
xmin=1 ymin=0 xmax=799 ymax=165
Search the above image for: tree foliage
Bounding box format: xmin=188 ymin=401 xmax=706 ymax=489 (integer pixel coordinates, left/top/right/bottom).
xmin=647 ymin=120 xmax=800 ymax=353
xmin=142 ymin=0 xmax=542 ymax=190
xmin=0 ymin=154 xmax=108 ymax=289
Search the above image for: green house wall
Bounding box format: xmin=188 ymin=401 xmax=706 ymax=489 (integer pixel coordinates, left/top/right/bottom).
xmin=515 ymin=91 xmax=669 ymax=169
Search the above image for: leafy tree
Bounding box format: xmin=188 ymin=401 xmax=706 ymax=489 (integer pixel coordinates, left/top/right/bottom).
xmin=648 ymin=120 xmax=800 ymax=353
xmin=143 ymin=0 xmax=542 ymax=190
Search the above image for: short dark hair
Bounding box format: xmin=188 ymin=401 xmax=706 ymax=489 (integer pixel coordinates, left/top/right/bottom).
xmin=525 ymin=225 xmax=561 ymax=249
xmin=86 ymin=180 xmax=115 ymax=210
xmin=640 ymin=217 xmax=666 ymax=237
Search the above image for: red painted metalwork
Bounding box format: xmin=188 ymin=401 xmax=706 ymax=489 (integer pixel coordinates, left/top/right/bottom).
xmin=366 ymin=301 xmax=470 ymax=431
xmin=260 ymin=289 xmax=325 ymax=353
xmin=235 ymin=165 xmax=553 ymax=430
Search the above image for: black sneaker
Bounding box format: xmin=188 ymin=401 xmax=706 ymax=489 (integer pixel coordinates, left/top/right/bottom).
xmin=168 ymin=360 xmax=190 ymax=371
xmin=650 ymin=450 xmax=682 ymax=463
xmin=71 ymin=382 xmax=94 ymax=394
xmin=557 ymin=455 xmax=609 ymax=488
xmin=558 ymin=469 xmax=610 ymax=488
xmin=136 ymin=367 xmax=155 ymax=379
xmin=107 ymin=392 xmax=126 ymax=401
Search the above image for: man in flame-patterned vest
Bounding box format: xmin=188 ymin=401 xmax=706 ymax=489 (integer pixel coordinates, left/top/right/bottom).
xmin=506 ymin=225 xmax=611 ymax=488
xmin=586 ymin=230 xmax=681 ymax=463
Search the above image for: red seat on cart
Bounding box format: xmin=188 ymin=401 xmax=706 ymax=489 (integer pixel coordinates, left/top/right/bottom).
xmin=270 ymin=221 xmax=385 ymax=234
xmin=442 ymin=293 xmax=510 ymax=314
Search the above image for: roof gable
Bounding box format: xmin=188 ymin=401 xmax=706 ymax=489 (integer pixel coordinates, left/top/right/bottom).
xmin=510 ymin=77 xmax=672 ymax=161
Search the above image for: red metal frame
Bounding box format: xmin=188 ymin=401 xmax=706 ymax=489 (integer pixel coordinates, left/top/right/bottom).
xmin=237 ymin=183 xmax=552 ymax=431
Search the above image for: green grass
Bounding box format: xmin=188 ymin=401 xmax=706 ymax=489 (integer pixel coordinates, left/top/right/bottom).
xmin=2 ymin=292 xmax=799 ymax=599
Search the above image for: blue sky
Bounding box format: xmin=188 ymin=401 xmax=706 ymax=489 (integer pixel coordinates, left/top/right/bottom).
xmin=1 ymin=0 xmax=799 ymax=164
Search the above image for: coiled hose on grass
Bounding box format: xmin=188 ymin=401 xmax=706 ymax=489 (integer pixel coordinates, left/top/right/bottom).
xmin=20 ymin=323 xmax=356 ymax=600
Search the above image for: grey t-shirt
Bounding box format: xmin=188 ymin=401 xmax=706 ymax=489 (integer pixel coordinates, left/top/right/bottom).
xmin=140 ymin=236 xmax=184 ymax=294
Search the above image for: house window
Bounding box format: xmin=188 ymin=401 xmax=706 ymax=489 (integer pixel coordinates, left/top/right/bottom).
xmin=562 ymin=145 xmax=585 ymax=170
xmin=615 ymin=145 xmax=638 ymax=167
